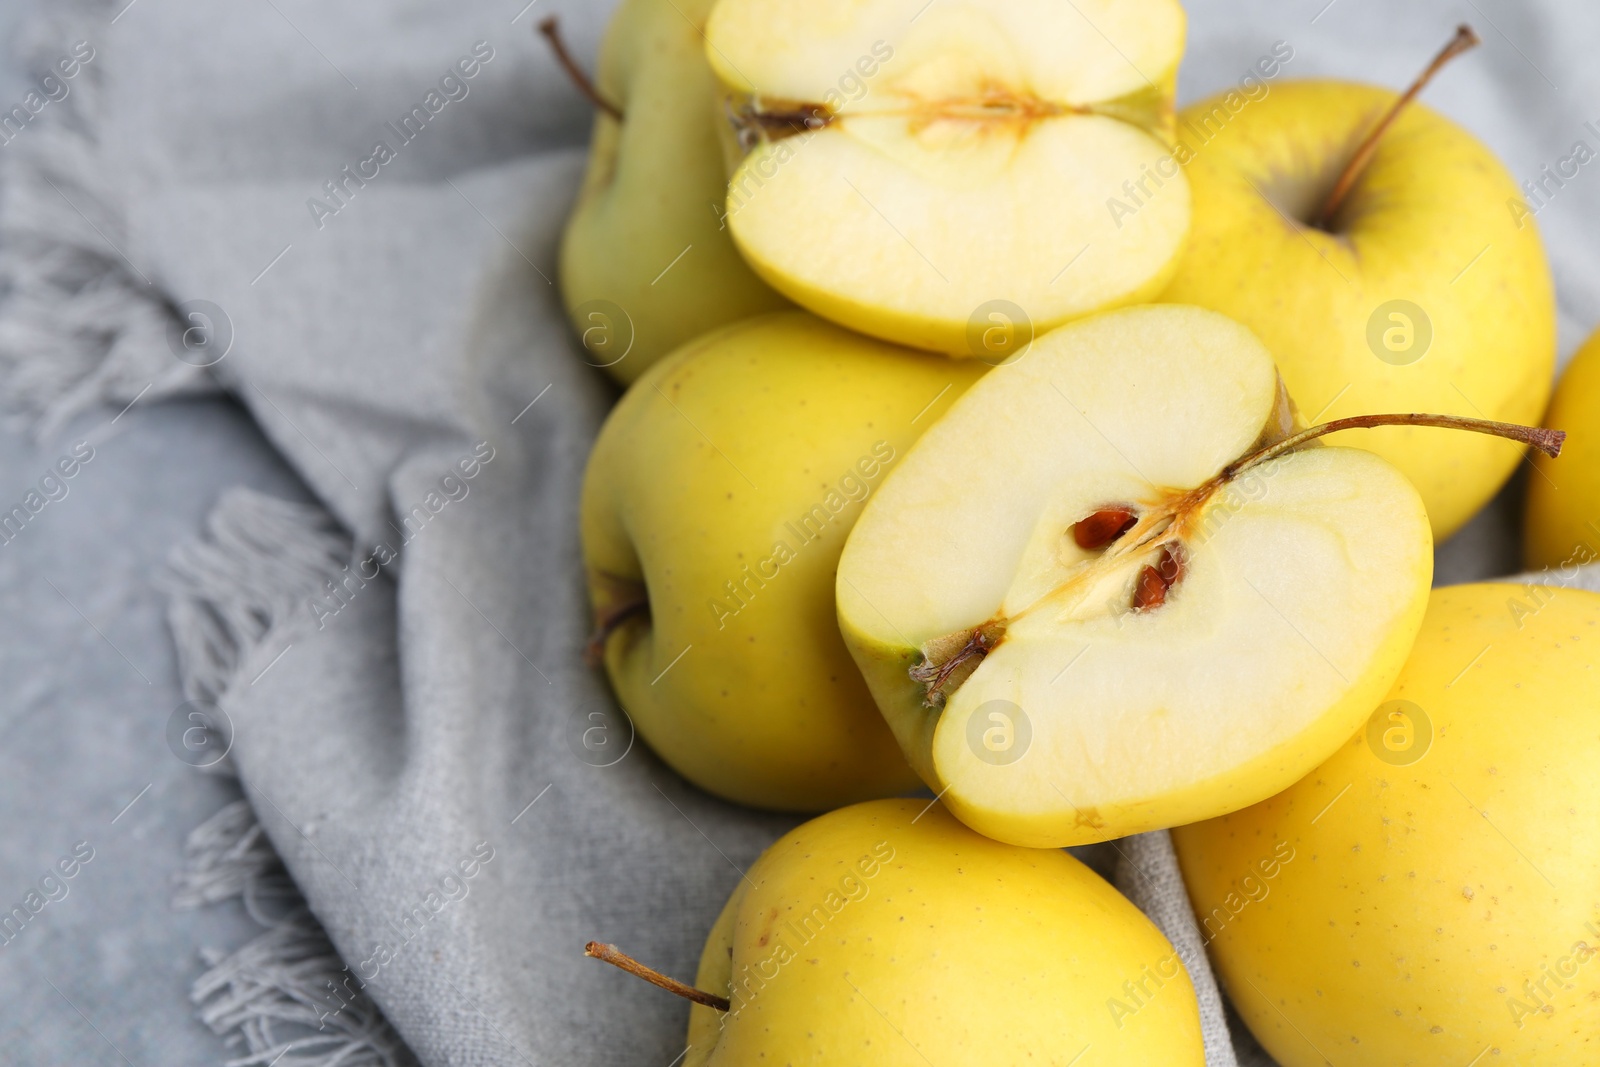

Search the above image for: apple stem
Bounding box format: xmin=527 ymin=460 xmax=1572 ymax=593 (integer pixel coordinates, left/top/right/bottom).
xmin=1315 ymin=25 xmax=1479 ymax=228
xmin=584 ymin=941 xmax=731 ymax=1011
xmin=583 ymin=597 xmax=650 ymax=668
xmin=538 ymin=17 xmax=624 ymax=123
xmin=1222 ymin=413 xmax=1564 ymax=482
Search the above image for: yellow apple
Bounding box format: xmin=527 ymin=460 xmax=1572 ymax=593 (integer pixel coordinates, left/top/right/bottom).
xmin=680 ymin=798 xmax=1206 ymax=1064
xmin=1525 ymin=325 xmax=1600 ymax=570
xmin=1161 ymin=77 xmax=1555 ymax=539
xmin=580 ymin=311 xmax=984 ymax=810
xmin=555 ymin=0 xmax=789 ymax=385
xmin=701 ymin=0 xmax=1190 ymax=354
xmin=1174 ymin=582 xmax=1600 ymax=1066
xmin=837 ymin=305 xmax=1436 ymax=847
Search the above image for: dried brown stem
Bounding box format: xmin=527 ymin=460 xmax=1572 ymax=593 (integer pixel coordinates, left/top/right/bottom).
xmin=584 ymin=941 xmax=730 ymax=1011
xmin=1222 ymin=412 xmax=1564 ymax=483
xmin=1316 ymin=25 xmax=1479 ymax=227
xmin=538 ymin=16 xmax=623 ymax=122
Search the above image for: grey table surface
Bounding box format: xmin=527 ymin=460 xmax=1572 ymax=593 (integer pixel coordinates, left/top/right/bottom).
xmin=0 ymin=1 xmax=1538 ymax=1064
xmin=0 ymin=7 xmax=295 ymax=1063
xmin=0 ymin=395 xmax=315 ymax=1063
xmin=0 ymin=0 xmax=313 ymax=1021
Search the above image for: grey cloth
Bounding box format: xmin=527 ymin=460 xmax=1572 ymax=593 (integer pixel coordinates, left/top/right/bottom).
xmin=4 ymin=0 xmax=1600 ymax=1064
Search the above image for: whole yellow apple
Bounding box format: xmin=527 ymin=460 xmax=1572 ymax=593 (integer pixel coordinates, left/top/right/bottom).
xmin=1161 ymin=77 xmax=1555 ymax=539
xmin=581 ymin=312 xmax=984 ymax=810
xmin=555 ymin=0 xmax=788 ymax=385
xmin=681 ymin=798 xmax=1206 ymax=1065
xmin=1174 ymin=582 xmax=1600 ymax=1066
xmin=1525 ymin=326 xmax=1600 ymax=570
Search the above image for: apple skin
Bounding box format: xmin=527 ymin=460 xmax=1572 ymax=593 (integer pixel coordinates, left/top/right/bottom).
xmin=1174 ymin=583 xmax=1600 ymax=1067
xmin=580 ymin=311 xmax=984 ymax=811
xmin=1525 ymin=327 xmax=1600 ymax=569
xmin=557 ymin=0 xmax=789 ymax=386
xmin=1161 ymin=80 xmax=1555 ymax=539
xmin=684 ymin=798 xmax=1206 ymax=1065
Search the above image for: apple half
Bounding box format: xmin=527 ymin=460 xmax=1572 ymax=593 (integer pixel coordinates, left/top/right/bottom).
xmin=703 ymin=0 xmax=1190 ymax=353
xmin=837 ymin=305 xmax=1434 ymax=847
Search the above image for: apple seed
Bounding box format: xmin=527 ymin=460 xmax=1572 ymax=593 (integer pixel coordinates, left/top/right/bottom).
xmin=1132 ymin=544 xmax=1185 ymax=612
xmin=1073 ymin=506 xmax=1139 ymax=550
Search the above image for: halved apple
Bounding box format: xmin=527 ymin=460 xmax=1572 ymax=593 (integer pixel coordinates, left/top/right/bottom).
xmin=837 ymin=305 xmax=1435 ymax=847
xmin=703 ymin=0 xmax=1190 ymax=354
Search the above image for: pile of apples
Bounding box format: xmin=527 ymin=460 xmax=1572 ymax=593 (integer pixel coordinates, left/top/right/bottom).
xmin=550 ymin=1 xmax=1600 ymax=1062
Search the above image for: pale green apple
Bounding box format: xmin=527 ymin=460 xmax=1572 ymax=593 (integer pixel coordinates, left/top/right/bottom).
xmin=1175 ymin=583 xmax=1600 ymax=1066
xmin=580 ymin=311 xmax=985 ymax=810
xmin=701 ymin=0 xmax=1190 ymax=354
xmin=837 ymin=305 xmax=1434 ymax=847
xmin=681 ymin=798 xmax=1205 ymax=1064
xmin=1161 ymin=79 xmax=1555 ymax=539
xmin=556 ymin=0 xmax=789 ymax=385
xmin=1525 ymin=325 xmax=1600 ymax=569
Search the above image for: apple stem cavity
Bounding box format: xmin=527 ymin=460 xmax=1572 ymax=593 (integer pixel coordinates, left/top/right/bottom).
xmin=584 ymin=941 xmax=731 ymax=1012
xmin=1222 ymin=412 xmax=1564 ymax=483
xmin=1315 ymin=24 xmax=1479 ymax=228
xmin=538 ymin=16 xmax=624 ymax=123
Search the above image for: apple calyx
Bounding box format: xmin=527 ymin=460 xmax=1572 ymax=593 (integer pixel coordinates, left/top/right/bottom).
xmin=907 ymin=411 xmax=1562 ymax=708
xmin=538 ymin=16 xmax=624 ymax=122
xmin=583 ymin=594 xmax=650 ymax=668
xmin=1316 ymin=24 xmax=1479 ymax=228
xmin=909 ymin=620 xmax=1007 ymax=708
xmin=584 ymin=941 xmax=731 ymax=1012
xmin=727 ymin=98 xmax=831 ymax=147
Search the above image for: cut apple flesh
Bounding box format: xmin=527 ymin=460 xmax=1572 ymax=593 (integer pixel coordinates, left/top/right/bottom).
xmin=704 ymin=0 xmax=1190 ymax=354
xmin=837 ymin=305 xmax=1434 ymax=847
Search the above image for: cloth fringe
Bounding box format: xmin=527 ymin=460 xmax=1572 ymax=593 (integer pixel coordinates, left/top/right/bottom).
xmin=160 ymin=488 xmax=349 ymax=709
xmin=172 ymin=798 xmax=300 ymax=923
xmin=190 ymin=908 xmax=415 ymax=1067
xmin=0 ymin=0 xmax=212 ymax=439
xmin=165 ymin=490 xmax=413 ymax=1067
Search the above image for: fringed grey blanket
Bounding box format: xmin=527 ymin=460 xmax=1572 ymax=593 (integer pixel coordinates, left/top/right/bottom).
xmin=5 ymin=1 xmax=1600 ymax=1064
